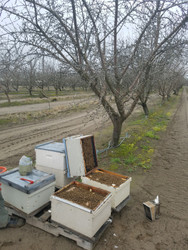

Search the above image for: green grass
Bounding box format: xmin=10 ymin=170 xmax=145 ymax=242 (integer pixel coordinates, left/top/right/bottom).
xmin=96 ymin=94 xmax=180 ymax=173
xmin=124 ymin=154 xmax=138 ymax=165
xmin=145 ymin=131 xmax=159 ymax=140
xmin=111 ymin=158 xmax=121 ymax=164
xmin=0 ymin=93 xmax=94 ymax=108
xmin=0 ymin=99 xmax=48 ymax=108
xmin=0 ymin=88 xmax=93 ymax=101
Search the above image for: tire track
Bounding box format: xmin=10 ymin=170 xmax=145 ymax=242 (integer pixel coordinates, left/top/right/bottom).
xmin=0 ymin=108 xmax=109 ymax=166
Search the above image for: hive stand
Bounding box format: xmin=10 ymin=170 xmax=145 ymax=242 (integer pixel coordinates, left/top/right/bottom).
xmin=5 ymin=202 xmax=112 ymax=250
xmin=113 ymin=195 xmax=130 ymax=213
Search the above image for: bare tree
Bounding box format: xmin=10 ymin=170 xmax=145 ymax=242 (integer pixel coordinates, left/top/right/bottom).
xmin=22 ymin=59 xmax=37 ymax=96
xmin=1 ymin=0 xmax=188 ymax=145
xmin=0 ymin=45 xmax=24 ymax=102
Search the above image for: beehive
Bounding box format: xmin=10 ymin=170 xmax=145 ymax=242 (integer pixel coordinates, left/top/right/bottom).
xmin=0 ymin=168 xmax=55 ymax=214
xmin=51 ymin=181 xmax=112 ymax=238
xmin=64 ymin=135 xmax=132 ymax=209
xmin=35 ymin=141 xmax=74 ymax=188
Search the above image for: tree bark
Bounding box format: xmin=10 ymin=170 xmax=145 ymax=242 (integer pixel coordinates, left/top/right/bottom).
xmin=55 ymin=87 xmax=58 ymax=96
xmin=29 ymin=88 xmax=33 ymax=96
xmin=167 ymin=94 xmax=171 ymax=101
xmin=142 ymin=102 xmax=149 ymax=117
xmin=111 ymin=115 xmax=123 ymax=146
xmin=5 ymin=91 xmax=11 ymax=103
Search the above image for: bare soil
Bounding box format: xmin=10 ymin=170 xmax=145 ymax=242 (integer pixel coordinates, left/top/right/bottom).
xmin=0 ymin=108 xmax=109 ymax=169
xmin=0 ymin=90 xmax=188 ymax=250
xmin=0 ymin=94 xmax=95 ymax=115
xmin=87 ymin=170 xmax=128 ymax=187
xmin=55 ymin=183 xmax=107 ymax=210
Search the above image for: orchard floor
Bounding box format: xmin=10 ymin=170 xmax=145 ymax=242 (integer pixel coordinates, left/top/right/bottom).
xmin=0 ymin=89 xmax=188 ymax=250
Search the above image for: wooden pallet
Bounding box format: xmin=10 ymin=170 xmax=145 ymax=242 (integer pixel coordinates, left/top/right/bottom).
xmin=5 ymin=202 xmax=112 ymax=250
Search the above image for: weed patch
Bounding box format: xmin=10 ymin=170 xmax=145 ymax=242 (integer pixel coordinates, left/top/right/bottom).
xmin=96 ymin=94 xmax=180 ymax=174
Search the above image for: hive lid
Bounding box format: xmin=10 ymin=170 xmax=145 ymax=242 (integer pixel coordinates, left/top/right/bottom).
xmin=35 ymin=141 xmax=65 ymax=153
xmin=63 ymin=135 xmax=98 ymax=178
xmin=0 ymin=168 xmax=55 ymax=194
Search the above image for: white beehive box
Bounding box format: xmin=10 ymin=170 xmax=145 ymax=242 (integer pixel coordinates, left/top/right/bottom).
xmin=82 ymin=169 xmax=132 ymax=209
xmin=51 ymin=181 xmax=112 ymax=238
xmin=0 ymin=168 xmax=55 ymax=214
xmin=35 ymin=142 xmax=74 ymax=188
xmin=64 ymin=135 xmax=131 ymax=209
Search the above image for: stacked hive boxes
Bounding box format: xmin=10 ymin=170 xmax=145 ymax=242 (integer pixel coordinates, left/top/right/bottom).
xmin=50 ymin=135 xmax=132 ymax=237
xmin=35 ymin=142 xmax=74 ymax=188
xmin=1 ymin=135 xmax=131 ymax=237
xmin=62 ymin=135 xmax=132 ymax=209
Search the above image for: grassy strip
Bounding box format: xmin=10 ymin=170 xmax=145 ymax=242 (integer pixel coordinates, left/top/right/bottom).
xmin=0 ymin=101 xmax=97 ymax=127
xmin=0 ymin=89 xmax=93 ymax=101
xmin=96 ymin=95 xmax=180 ymax=174
xmin=0 ymin=99 xmax=49 ymax=107
xmin=0 ymin=94 xmax=94 ymax=108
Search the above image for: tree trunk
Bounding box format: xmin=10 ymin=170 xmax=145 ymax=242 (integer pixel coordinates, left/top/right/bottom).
xmin=111 ymin=116 xmax=123 ymax=146
xmin=5 ymin=91 xmax=11 ymax=103
xmin=167 ymin=94 xmax=170 ymax=101
xmin=29 ymin=88 xmax=33 ymax=96
xmin=161 ymin=94 xmax=166 ymax=104
xmin=142 ymin=102 xmax=149 ymax=117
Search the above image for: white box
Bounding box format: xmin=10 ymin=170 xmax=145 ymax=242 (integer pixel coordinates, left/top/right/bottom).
xmin=82 ymin=169 xmax=132 ymax=209
xmin=0 ymin=168 xmax=55 ymax=214
xmin=51 ymin=181 xmax=112 ymax=238
xmin=35 ymin=142 xmax=73 ymax=187
xmin=35 ymin=142 xmax=66 ymax=170
xmin=35 ymin=164 xmax=74 ymax=188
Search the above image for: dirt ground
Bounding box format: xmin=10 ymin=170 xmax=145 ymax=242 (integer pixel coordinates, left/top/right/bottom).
xmin=0 ymin=107 xmax=109 ymax=168
xmin=0 ymin=89 xmax=188 ymax=250
xmin=0 ymin=94 xmax=96 ymax=115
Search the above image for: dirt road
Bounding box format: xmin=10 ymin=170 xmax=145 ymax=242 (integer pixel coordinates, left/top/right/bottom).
xmin=0 ymin=89 xmax=188 ymax=250
xmin=100 ymin=88 xmax=188 ymax=250
xmin=0 ymin=107 xmax=108 ymax=168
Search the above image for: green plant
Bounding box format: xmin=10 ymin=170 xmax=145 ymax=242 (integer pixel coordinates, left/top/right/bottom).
xmin=138 ymin=161 xmax=152 ymax=169
xmin=110 ymin=164 xmax=119 ymax=171
xmin=124 ymin=154 xmax=138 ymax=165
xmin=140 ymin=145 xmax=150 ymax=150
xmin=145 ymin=131 xmax=159 ymax=140
xmin=111 ymin=158 xmax=121 ymax=164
